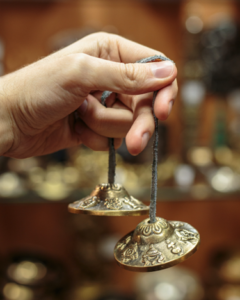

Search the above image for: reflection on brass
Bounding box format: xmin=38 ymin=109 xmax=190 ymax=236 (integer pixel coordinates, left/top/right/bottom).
xmin=114 ymin=217 xmax=200 ymax=272
xmin=0 ymin=172 xmax=26 ymax=197
xmin=3 ymin=283 xmax=33 ymax=300
xmin=188 ymin=147 xmax=212 ymax=167
xmin=35 ymin=181 xmax=72 ymax=200
xmin=29 ymin=165 xmax=75 ymax=200
xmin=71 ymin=148 xmax=178 ymax=190
xmin=68 ymin=183 xmax=149 ymax=216
xmin=62 ymin=166 xmax=80 ymax=185
xmin=8 ymin=157 xmax=39 ymax=173
xmin=210 ymin=167 xmax=240 ymax=193
xmin=7 ymin=261 xmax=47 ymax=285
xmin=174 ymin=164 xmax=195 ymax=188
xmin=28 ymin=167 xmax=45 ymax=185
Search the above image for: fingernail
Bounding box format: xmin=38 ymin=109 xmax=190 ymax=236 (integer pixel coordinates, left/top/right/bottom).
xmin=77 ymin=99 xmax=88 ymax=117
xmin=141 ymin=132 xmax=150 ymax=151
xmin=151 ymin=61 xmax=174 ymax=78
xmin=75 ymin=120 xmax=83 ymax=136
xmin=168 ymin=100 xmax=174 ymax=116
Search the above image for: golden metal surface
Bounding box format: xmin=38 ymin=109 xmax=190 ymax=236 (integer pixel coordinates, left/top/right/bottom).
xmin=68 ymin=183 xmax=149 ymax=216
xmin=114 ymin=217 xmax=200 ymax=272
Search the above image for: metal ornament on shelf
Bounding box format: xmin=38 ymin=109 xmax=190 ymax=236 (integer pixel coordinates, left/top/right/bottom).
xmin=114 ymin=55 xmax=200 ymax=272
xmin=68 ymin=91 xmax=149 ymax=216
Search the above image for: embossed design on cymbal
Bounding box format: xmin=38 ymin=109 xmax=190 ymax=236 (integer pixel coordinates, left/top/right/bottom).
xmin=166 ymin=239 xmax=182 ymax=254
xmin=68 ymin=183 xmax=149 ymax=216
xmin=142 ymin=244 xmax=164 ymax=266
xmin=114 ymin=217 xmax=200 ymax=272
xmin=104 ymin=198 xmax=123 ymax=210
xmin=78 ymin=196 xmax=100 ymax=209
xmin=122 ymin=243 xmax=138 ymax=263
xmin=175 ymin=228 xmax=199 ymax=244
xmin=138 ymin=218 xmax=169 ymax=236
xmin=116 ymin=236 xmax=132 ymax=251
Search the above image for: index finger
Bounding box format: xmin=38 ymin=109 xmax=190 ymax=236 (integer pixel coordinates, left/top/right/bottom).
xmin=53 ymin=32 xmax=167 ymax=64
xmin=113 ymin=34 xmax=167 ymax=63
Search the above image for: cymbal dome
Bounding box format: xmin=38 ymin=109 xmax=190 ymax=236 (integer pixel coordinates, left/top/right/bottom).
xmin=132 ymin=217 xmax=174 ymax=245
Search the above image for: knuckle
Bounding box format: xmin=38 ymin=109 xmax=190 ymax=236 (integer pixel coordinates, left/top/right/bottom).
xmin=59 ymin=54 xmax=90 ymax=95
xmin=88 ymin=31 xmax=109 ymax=40
xmin=60 ymin=53 xmax=89 ymax=77
xmin=75 ymin=53 xmax=89 ymax=69
xmin=62 ymin=53 xmax=86 ymax=68
xmin=96 ymin=31 xmax=109 ymax=40
xmin=74 ymin=53 xmax=94 ymax=91
xmin=120 ymin=63 xmax=139 ymax=92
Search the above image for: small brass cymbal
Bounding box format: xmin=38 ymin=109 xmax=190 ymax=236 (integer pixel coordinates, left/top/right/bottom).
xmin=114 ymin=217 xmax=200 ymax=272
xmin=68 ymin=183 xmax=149 ymax=216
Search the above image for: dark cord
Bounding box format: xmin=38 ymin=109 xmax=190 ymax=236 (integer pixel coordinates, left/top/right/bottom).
xmin=108 ymin=137 xmax=116 ymax=184
xmin=149 ymin=91 xmax=158 ymax=223
xmin=101 ymin=55 xmax=174 ymax=220
xmin=101 ymin=91 xmax=116 ymax=184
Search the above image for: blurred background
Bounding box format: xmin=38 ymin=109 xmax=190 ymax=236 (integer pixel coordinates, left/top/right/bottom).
xmin=1 ymin=0 xmax=240 ymax=299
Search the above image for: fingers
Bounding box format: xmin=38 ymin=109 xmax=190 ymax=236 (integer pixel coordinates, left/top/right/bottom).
xmin=124 ymin=80 xmax=178 ymax=156
xmin=75 ymin=119 xmax=122 ymax=150
xmin=154 ymin=79 xmax=178 ymax=121
xmin=70 ymin=53 xmax=177 ymax=96
xmin=125 ymin=95 xmax=155 ymax=156
xmin=52 ymin=35 xmax=178 ymax=155
xmin=74 ymin=75 xmax=177 ymax=155
xmin=113 ymin=34 xmax=167 ymax=63
xmin=76 ymin=94 xmax=133 ymax=138
xmin=52 ymin=32 xmax=165 ymax=63
xmin=90 ymin=90 xmax=116 ymax=107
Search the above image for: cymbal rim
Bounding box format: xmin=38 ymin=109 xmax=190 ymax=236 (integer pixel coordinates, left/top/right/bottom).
xmin=68 ymin=205 xmax=149 ymax=216
xmin=114 ymin=219 xmax=200 ymax=272
xmin=68 ymin=183 xmax=149 ymax=216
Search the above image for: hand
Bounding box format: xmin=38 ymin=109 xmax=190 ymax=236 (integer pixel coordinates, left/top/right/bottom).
xmin=0 ymin=32 xmax=177 ymax=158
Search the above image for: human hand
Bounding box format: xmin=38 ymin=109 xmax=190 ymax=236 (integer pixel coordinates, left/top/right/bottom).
xmin=0 ymin=32 xmax=177 ymax=158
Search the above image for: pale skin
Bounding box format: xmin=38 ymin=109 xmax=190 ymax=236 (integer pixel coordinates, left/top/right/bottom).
xmin=0 ymin=32 xmax=178 ymax=159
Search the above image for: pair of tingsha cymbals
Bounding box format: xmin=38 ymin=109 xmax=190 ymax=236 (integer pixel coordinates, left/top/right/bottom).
xmin=68 ymin=55 xmax=200 ymax=272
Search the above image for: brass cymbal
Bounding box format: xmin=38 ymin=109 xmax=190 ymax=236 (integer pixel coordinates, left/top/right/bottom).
xmin=114 ymin=217 xmax=200 ymax=272
xmin=68 ymin=183 xmax=149 ymax=216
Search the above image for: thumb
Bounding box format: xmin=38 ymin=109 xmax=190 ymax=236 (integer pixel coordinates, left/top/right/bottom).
xmin=72 ymin=53 xmax=177 ymax=95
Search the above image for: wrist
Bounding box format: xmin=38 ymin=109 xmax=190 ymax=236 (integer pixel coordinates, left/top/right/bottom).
xmin=0 ymin=75 xmax=14 ymax=156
